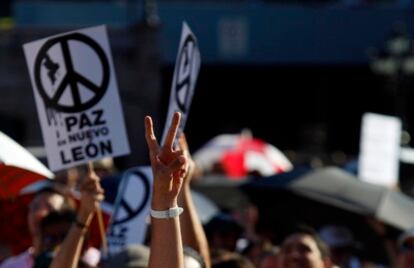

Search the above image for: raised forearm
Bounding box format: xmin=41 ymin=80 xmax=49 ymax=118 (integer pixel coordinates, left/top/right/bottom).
xmin=49 ymin=210 xmax=93 ymax=268
xmin=179 ymin=185 xmax=211 ymax=268
xmin=149 ymin=216 xmax=183 ymax=268
xmin=149 ymin=194 xmax=184 ymax=268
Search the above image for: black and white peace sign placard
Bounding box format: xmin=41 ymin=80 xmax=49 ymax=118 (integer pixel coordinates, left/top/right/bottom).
xmin=33 ymin=32 xmax=110 ymax=113
xmin=161 ymin=22 xmax=201 ymax=145
xmin=24 ymin=26 xmax=131 ymax=172
xmin=175 ymin=34 xmax=198 ymax=113
xmin=112 ymin=168 xmax=151 ymax=225
xmin=107 ymin=166 xmax=152 ymax=251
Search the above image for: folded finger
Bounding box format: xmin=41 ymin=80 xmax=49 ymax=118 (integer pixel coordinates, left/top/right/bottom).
xmin=166 ymin=154 xmax=187 ymax=175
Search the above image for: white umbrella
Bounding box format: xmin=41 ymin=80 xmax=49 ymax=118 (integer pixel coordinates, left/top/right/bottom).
xmin=0 ymin=131 xmax=54 ymax=198
xmin=194 ymin=133 xmax=292 ymax=179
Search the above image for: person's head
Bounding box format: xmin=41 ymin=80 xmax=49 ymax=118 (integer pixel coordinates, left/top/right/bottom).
xmin=39 ymin=209 xmax=76 ymax=253
xmin=279 ymin=226 xmax=331 ymax=268
xmin=93 ymin=157 xmax=116 ymax=178
xmin=241 ymin=238 xmax=275 ymax=267
xmin=28 ymin=187 xmax=70 ymax=237
xmin=396 ymin=227 xmax=414 ymax=268
xmin=205 ymin=213 xmax=243 ymax=252
xmin=212 ymin=252 xmax=255 ymax=268
xmin=319 ymin=225 xmax=356 ymax=267
xmin=102 ymin=244 xmax=150 ymax=268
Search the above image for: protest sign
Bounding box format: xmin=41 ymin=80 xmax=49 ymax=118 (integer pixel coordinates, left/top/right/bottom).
xmin=23 ymin=25 xmax=130 ymax=171
xmin=107 ymin=166 xmax=152 ymax=253
xmin=359 ymin=112 xmax=401 ymax=187
xmin=161 ymin=22 xmax=201 ymax=145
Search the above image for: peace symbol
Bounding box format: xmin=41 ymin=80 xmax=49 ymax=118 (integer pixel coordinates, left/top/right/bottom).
xmin=175 ymin=35 xmax=198 ymax=113
xmin=34 ymin=33 xmax=110 ymax=113
xmin=112 ymin=169 xmax=151 ymax=225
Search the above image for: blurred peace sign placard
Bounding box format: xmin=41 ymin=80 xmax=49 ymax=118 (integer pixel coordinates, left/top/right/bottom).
xmin=23 ymin=25 xmax=130 ymax=171
xmin=161 ymin=22 xmax=201 ymax=145
xmin=107 ymin=166 xmax=152 ymax=253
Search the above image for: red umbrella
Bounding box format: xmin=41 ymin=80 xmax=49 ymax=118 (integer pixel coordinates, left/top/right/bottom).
xmin=0 ymin=180 xmax=113 ymax=255
xmin=0 ymin=129 xmax=54 ymax=254
xmin=0 ymin=194 xmax=33 ymax=254
xmin=0 ymin=131 xmax=54 ymax=198
xmin=22 ymin=180 xmax=113 ymax=248
xmin=194 ymin=132 xmax=293 ymax=179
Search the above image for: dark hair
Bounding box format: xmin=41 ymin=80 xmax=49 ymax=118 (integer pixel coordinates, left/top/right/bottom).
xmin=284 ymin=224 xmax=330 ymax=259
xmin=205 ymin=213 xmax=243 ymax=238
xmin=212 ymin=252 xmax=255 ymax=268
xmin=40 ymin=209 xmax=76 ymax=231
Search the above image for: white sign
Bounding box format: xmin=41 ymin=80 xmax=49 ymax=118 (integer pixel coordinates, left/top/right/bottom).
xmin=23 ymin=25 xmax=130 ymax=171
xmin=107 ymin=166 xmax=152 ymax=254
xmin=359 ymin=113 xmax=401 ymax=187
xmin=161 ymin=22 xmax=201 ymax=145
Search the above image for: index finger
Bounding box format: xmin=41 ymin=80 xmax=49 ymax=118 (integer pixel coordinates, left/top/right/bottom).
xmin=163 ymin=112 xmax=181 ymax=150
xmin=145 ymin=116 xmax=160 ymax=154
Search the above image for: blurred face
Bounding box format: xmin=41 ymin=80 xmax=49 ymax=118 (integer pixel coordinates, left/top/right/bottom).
xmin=279 ymin=234 xmax=328 ymax=268
xmin=40 ymin=221 xmax=71 ymax=252
xmin=397 ymin=237 xmax=414 ymax=268
xmin=28 ymin=192 xmax=65 ymax=237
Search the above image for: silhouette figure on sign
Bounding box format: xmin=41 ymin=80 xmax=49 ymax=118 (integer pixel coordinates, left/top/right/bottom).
xmin=43 ymin=54 xmax=60 ymax=84
xmin=34 ymin=33 xmax=110 ymax=113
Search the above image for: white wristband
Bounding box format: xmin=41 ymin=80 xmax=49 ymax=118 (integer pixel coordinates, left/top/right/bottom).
xmin=150 ymin=206 xmax=184 ymax=219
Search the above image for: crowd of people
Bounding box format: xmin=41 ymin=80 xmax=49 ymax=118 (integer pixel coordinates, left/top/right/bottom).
xmin=0 ymin=111 xmax=413 ymax=268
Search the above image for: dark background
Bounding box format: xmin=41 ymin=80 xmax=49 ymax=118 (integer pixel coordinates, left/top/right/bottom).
xmin=161 ymin=64 xmax=397 ymax=155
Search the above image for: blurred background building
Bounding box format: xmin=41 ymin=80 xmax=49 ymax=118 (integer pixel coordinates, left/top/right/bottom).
xmin=1 ymin=0 xmax=414 ymax=190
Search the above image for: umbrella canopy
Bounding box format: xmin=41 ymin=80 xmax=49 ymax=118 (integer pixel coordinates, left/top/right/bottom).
xmin=0 ymin=131 xmax=54 ymax=198
xmin=194 ymin=168 xmax=399 ymax=264
xmin=0 ymin=194 xmax=33 ymax=254
xmin=242 ymin=167 xmax=414 ymax=231
xmin=0 ymin=178 xmax=113 ymax=255
xmin=192 ymin=174 xmax=251 ymax=211
xmin=193 ymin=133 xmax=293 ymax=179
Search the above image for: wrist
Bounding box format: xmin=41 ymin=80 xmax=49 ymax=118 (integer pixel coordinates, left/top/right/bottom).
xmin=151 ymin=195 xmax=178 ymax=210
xmin=77 ymin=210 xmax=93 ymax=227
xmin=74 ymin=218 xmax=88 ymax=231
xmin=150 ymin=206 xmax=184 ymax=219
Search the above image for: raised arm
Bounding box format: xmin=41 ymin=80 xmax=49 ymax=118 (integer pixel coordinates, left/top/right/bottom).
xmin=145 ymin=112 xmax=187 ymax=268
xmin=50 ymin=172 xmax=104 ymax=268
xmin=178 ymin=134 xmax=211 ymax=268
